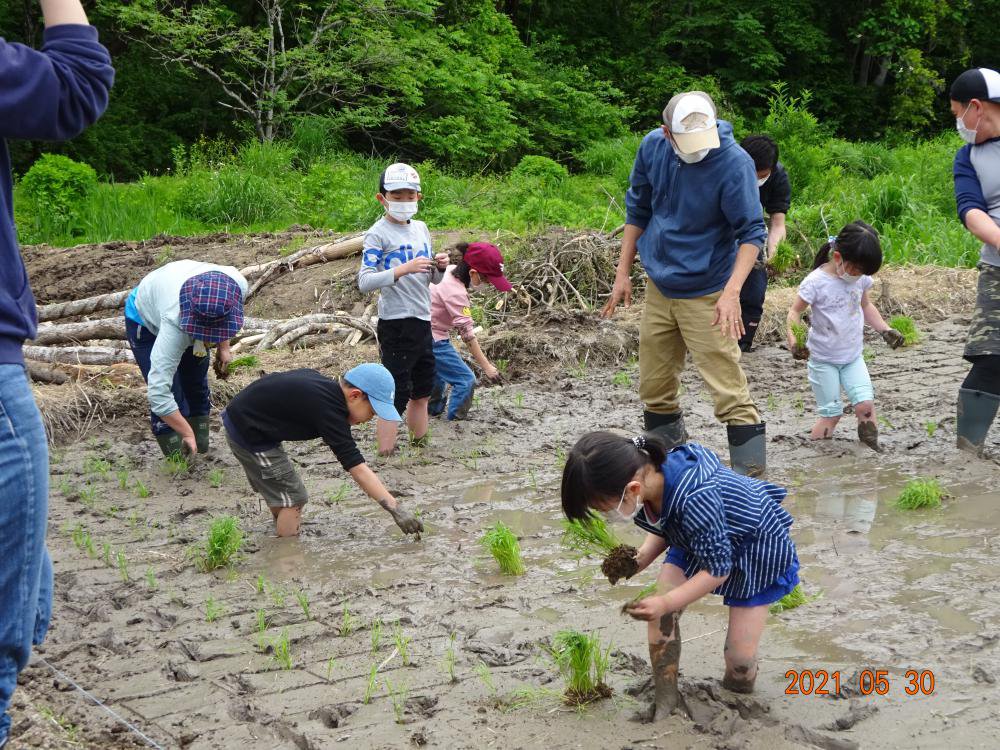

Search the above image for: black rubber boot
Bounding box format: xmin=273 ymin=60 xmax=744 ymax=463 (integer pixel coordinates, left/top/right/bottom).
xmin=957 ymin=388 xmax=1000 ymax=456
xmin=428 ymin=383 xmax=447 ymax=417
xmin=738 ymin=317 xmax=761 ymax=353
xmin=189 ymin=414 xmax=211 ymax=454
xmin=155 ymin=430 xmax=185 ymax=458
xmin=452 ymin=385 xmax=475 ymax=420
xmin=727 ymin=423 xmax=766 ymax=477
xmin=643 ymin=411 xmax=688 ymax=450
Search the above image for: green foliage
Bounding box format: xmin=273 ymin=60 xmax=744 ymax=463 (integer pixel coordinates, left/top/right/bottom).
xmin=769 ymin=583 xmax=822 ymax=614
xmin=134 ymin=479 xmax=151 ymax=499
xmin=443 ymin=632 xmax=458 ymax=683
xmin=480 ymin=521 xmax=526 ymax=576
xmin=208 ymin=469 xmax=225 ymax=489
xmin=340 ymin=604 xmax=355 ymax=637
xmin=204 ymin=595 xmax=223 ymax=622
xmin=271 ymin=629 xmax=293 ymax=670
xmin=370 ymin=617 xmax=383 ymax=654
xmin=393 ymin=623 xmax=412 ymax=667
xmin=791 ymin=323 xmax=808 ymax=349
xmin=561 ymin=514 xmax=622 ymax=558
xmin=924 ymin=420 xmax=938 ymax=438
xmin=195 ymin=516 xmax=245 ymax=571
xmin=162 ymin=452 xmax=190 ymax=477
xmin=895 ymin=478 xmax=947 ymax=510
xmin=18 ymin=154 xmax=98 ymax=240
xmin=547 ymin=630 xmax=612 ymax=701
xmin=385 ymin=679 xmax=409 ymax=724
xmin=227 ymin=355 xmax=260 ymax=374
xmin=770 ymin=241 xmax=799 ymax=276
xmin=296 ymin=590 xmax=311 ymax=621
xmin=363 ymin=663 xmax=378 ymax=704
xmin=511 ymin=156 xmax=569 ymax=185
xmin=888 ymin=316 xmax=922 ymax=346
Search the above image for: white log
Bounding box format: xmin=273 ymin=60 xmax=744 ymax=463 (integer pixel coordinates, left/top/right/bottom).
xmin=32 ymin=319 xmax=126 ymax=345
xmin=23 ymin=345 xmax=135 ymax=366
xmin=255 ymin=313 xmax=374 ymax=351
xmin=37 ymin=290 xmax=131 ymax=322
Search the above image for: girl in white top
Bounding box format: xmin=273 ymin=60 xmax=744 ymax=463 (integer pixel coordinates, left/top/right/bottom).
xmin=786 ymin=221 xmax=905 ymax=451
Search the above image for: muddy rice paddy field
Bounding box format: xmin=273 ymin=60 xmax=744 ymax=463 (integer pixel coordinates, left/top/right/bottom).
xmin=8 ymin=233 xmax=1000 ymax=749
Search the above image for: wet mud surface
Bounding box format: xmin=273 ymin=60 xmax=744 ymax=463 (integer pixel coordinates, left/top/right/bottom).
xmin=12 ymin=236 xmax=1000 ymax=749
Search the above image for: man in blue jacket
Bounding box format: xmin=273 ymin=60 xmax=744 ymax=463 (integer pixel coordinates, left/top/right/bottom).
xmin=602 ymin=91 xmax=768 ymax=475
xmin=950 ymin=67 xmax=1000 ymax=456
xmin=0 ymin=3 xmax=113 ymax=745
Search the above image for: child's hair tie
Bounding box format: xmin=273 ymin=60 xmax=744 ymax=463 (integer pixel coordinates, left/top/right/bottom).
xmin=827 ymin=235 xmax=837 ymax=247
xmin=632 ymin=435 xmax=646 ymax=450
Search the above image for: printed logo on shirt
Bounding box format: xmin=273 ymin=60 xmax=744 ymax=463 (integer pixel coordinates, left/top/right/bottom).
xmin=362 ymin=243 xmax=432 ymax=270
xmin=461 ymin=307 xmax=472 ymax=317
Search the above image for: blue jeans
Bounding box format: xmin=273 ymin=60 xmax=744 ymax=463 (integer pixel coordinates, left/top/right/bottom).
xmin=428 ymin=340 xmax=476 ymax=420
xmin=125 ymin=319 xmax=211 ymax=436
xmin=0 ymin=365 xmax=53 ymax=744
xmin=808 ymin=356 xmax=875 ymax=418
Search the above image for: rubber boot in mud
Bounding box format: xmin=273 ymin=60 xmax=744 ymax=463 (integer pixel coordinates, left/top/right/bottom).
xmin=648 ymin=611 xmax=685 ymax=720
xmin=738 ymin=317 xmax=761 ymax=353
xmin=155 ymin=430 xmax=185 ymax=458
xmin=957 ymin=388 xmax=1000 ymax=456
xmin=643 ymin=411 xmax=687 ymax=450
xmin=428 ymin=383 xmax=446 ymax=417
xmin=857 ymin=421 xmax=881 ymax=452
xmin=190 ymin=414 xmax=211 ymax=454
xmin=451 ymin=385 xmax=475 ymax=420
xmin=727 ymin=423 xmax=766 ymax=477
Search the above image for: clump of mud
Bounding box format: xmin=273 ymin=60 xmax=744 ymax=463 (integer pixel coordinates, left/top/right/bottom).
xmin=601 ymin=544 xmax=638 ymax=584
xmin=564 ymin=682 xmax=613 ymax=706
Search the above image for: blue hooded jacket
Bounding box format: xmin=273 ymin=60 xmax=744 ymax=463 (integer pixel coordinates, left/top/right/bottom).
xmin=625 ymin=121 xmax=766 ymax=299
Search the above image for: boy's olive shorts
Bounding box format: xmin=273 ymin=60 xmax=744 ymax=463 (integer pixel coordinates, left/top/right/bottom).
xmin=225 ymin=433 xmax=308 ymax=508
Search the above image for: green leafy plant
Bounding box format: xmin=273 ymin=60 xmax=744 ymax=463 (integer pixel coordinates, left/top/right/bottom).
xmin=227 ymin=355 xmax=260 ymax=373
xmin=326 ymin=483 xmax=349 ymax=505
xmin=116 ymin=549 xmax=130 ymax=582
xmin=255 ymin=575 xmax=267 ymax=595
xmin=561 ymin=514 xmax=621 ymax=558
xmin=547 ymin=630 xmax=612 ymax=704
xmin=340 ymin=604 xmax=355 ymax=636
xmin=195 ymin=516 xmax=245 ymax=571
xmin=102 ymin=542 xmax=111 ymax=566
xmin=474 ymin=661 xmax=496 ymax=697
xmin=770 ymin=240 xmax=798 ymax=275
xmin=296 ymin=590 xmax=311 ymax=621
xmin=145 ymin=567 xmax=158 ymax=590
xmin=370 ymin=617 xmax=383 ymax=654
xmin=863 ymin=346 xmax=876 ymax=364
xmin=79 ymin=484 xmax=98 ymax=508
xmin=513 ymin=393 xmax=525 ymax=408
xmin=116 ymin=468 xmax=130 ymax=490
xmin=480 ymin=521 xmax=526 ymax=576
xmin=204 ymin=596 xmax=224 ymax=622
xmin=766 ymin=393 xmax=778 ymax=412
xmin=443 ymin=632 xmax=458 ymax=683
xmin=791 ymin=322 xmax=808 ymax=350
xmin=269 ymin=584 xmax=286 ymax=608
xmin=134 ymin=479 xmax=151 ymax=499
xmin=888 ymin=315 xmax=922 ymax=346
xmin=385 ymin=679 xmax=409 ymax=723
xmin=208 ymin=469 xmax=225 ymax=488
xmin=895 ymin=478 xmax=947 ymax=510
xmin=363 ymin=663 xmax=378 ymax=704
xmin=58 ymin=477 xmax=73 ymax=497
xmin=769 ymin=583 xmax=822 ymax=614
xmin=255 ymin=608 xmax=269 ymax=651
xmin=393 ymin=622 xmax=412 ymax=666
xmin=325 ymin=656 xmax=336 ymax=681
xmin=163 ymin=452 xmax=190 ymax=477
xmin=271 ymin=629 xmax=293 ymax=670
xmin=611 ymin=370 xmax=632 ymax=387
xmin=924 ymin=420 xmax=938 ymax=438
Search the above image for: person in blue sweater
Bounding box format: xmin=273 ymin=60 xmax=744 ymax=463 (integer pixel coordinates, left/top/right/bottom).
xmin=0 ymin=2 xmax=113 ymax=746
xmin=601 ymin=91 xmax=769 ymax=475
xmin=561 ymin=431 xmax=798 ymax=719
xmin=950 ymin=68 xmax=1000 ymax=456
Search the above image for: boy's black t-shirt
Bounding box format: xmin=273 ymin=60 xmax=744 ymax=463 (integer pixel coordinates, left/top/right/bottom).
xmin=759 ymin=162 xmax=791 ymax=216
xmin=224 ymin=368 xmax=365 ymax=471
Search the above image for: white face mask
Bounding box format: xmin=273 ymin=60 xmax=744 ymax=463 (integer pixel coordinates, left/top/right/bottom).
xmin=603 ymin=485 xmax=642 ymax=524
xmin=385 ymin=200 xmax=418 ymax=221
xmin=673 ymin=144 xmax=709 ymax=164
xmin=757 ymin=174 xmax=771 ymax=187
xmin=957 ymin=103 xmax=979 ymax=145
xmin=835 ymin=258 xmax=862 ymax=284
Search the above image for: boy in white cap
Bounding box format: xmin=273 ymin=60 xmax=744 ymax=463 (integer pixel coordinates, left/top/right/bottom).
xmin=358 ymin=163 xmax=449 ymax=455
xmin=222 ymin=364 xmax=424 ymax=538
xmin=602 ymin=91 xmax=769 ymax=476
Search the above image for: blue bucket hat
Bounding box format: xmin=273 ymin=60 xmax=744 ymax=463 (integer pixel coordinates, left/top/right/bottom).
xmin=178 ymin=271 xmax=244 ymax=344
xmin=344 ymin=363 xmax=401 ymax=422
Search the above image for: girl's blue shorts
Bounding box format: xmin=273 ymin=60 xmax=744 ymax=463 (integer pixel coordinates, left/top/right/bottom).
xmin=663 ymin=547 xmax=800 ymax=607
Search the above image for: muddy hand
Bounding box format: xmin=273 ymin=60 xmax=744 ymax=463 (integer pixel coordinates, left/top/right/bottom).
xmin=213 ymin=352 xmax=230 ymax=380
xmin=625 ymin=594 xmax=671 ymax=621
xmin=389 ymin=505 xmax=424 ymax=536
xmin=791 ymin=344 xmax=810 ymax=361
xmin=882 ymin=328 xmax=905 ymax=349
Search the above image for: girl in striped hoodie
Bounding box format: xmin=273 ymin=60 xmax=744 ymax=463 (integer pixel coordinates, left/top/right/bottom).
xmin=561 ymin=431 xmax=798 ymax=718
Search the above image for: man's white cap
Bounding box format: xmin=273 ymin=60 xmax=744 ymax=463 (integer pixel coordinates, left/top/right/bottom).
xmin=381 ymin=162 xmax=421 ymax=192
xmin=663 ymin=91 xmax=720 ymax=154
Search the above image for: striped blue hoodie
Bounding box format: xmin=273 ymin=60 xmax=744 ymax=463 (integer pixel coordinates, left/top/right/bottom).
xmin=634 ymin=443 xmax=796 ymax=600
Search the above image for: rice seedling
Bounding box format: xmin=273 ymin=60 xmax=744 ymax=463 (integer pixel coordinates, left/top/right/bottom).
xmin=527 ymin=468 xmax=537 ymax=492
xmin=204 ymin=596 xmax=224 ymax=622
xmin=340 ymin=604 xmax=355 ymax=636
xmin=370 ymin=617 xmax=383 ymax=654
xmin=442 ymin=632 xmax=458 ymax=682
xmin=145 ymin=567 xmax=158 ymax=591
xmin=863 ymin=346 xmax=876 ymax=364
xmin=495 ymin=358 xmax=509 ymax=375
xmin=555 ymin=445 xmax=567 ymax=470
xmin=895 ymin=478 xmax=947 ymax=510
xmin=271 ymin=629 xmax=292 ymax=670
xmin=612 ymin=370 xmax=632 ymax=387
xmin=115 ymin=550 xmax=129 ymax=582
xmin=83 ymin=533 xmax=95 ymax=558
xmin=547 ymin=630 xmax=613 ymax=704
xmin=133 ymin=479 xmax=151 ymax=499
xmin=163 ymin=452 xmax=190 ymax=477
xmin=326 ymin=656 xmax=336 ymax=681
xmin=57 ymin=477 xmax=73 ymax=497
xmin=793 ymin=394 xmax=805 ymax=416
xmin=84 ymin=456 xmax=112 ymax=479
xmin=513 ymin=392 xmax=525 ymax=408
xmin=878 ymin=414 xmax=895 ymax=430
xmin=255 ymin=574 xmax=267 ymax=595
xmin=570 ymin=359 xmax=587 ymax=379
xmin=326 ymin=483 xmax=349 ymax=505
xmin=385 ymin=679 xmax=409 ymax=723
xmin=790 ymin=322 xmax=807 ymax=351
xmin=208 ymin=469 xmax=225 ymax=488
xmin=924 ymin=420 xmax=938 ymax=438
xmin=480 ymin=521 xmax=526 ymax=576
xmin=195 ymin=515 xmax=244 ymax=571
xmin=474 ymin=661 xmax=496 ymax=697
xmin=269 ymin=584 xmax=286 ymax=607
xmin=561 ymin=513 xmax=621 ymax=558
xmin=116 ymin=468 xmax=130 ymax=490
xmin=296 ymin=590 xmax=311 ymax=621
xmin=79 ymin=484 xmax=98 ymax=508
xmin=255 ymin=608 xmax=269 ymax=651
xmin=766 ymin=393 xmax=778 ymax=412
xmin=888 ymin=315 xmax=922 ymax=346
xmin=393 ymin=623 xmax=412 ymax=666
xmin=769 ymin=583 xmax=822 ymax=614
xmin=363 ymin=663 xmax=378 ymax=704
xmin=227 ymin=355 xmax=260 ymax=374
xmin=102 ymin=542 xmax=111 ymax=566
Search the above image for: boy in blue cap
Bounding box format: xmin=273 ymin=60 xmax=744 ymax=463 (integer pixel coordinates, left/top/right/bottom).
xmin=222 ymin=364 xmax=424 ymax=538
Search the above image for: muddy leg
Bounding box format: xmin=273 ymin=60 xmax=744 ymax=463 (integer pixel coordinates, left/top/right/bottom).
xmin=809 ymin=416 xmax=840 ymax=440
xmin=721 ymin=604 xmax=768 ymax=693
xmin=855 ymin=400 xmax=880 ymax=452
xmin=645 ymin=562 xmax=688 ymax=720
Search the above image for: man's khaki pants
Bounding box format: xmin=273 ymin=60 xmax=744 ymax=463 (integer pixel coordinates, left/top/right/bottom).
xmin=639 ymin=282 xmax=760 ymax=425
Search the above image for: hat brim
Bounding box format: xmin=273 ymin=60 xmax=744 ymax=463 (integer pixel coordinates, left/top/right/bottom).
xmin=486 ymin=274 xmax=513 ymax=292
xmin=370 ymin=397 xmax=402 ymax=422
xmin=178 ymin=305 xmax=244 ymax=344
xmin=672 ymin=127 xmax=720 ymax=154
xmin=382 ymin=181 xmax=421 ymax=192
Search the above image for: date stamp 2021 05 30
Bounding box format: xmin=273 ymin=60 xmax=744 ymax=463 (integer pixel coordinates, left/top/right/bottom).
xmin=785 ymin=669 xmax=936 ymax=697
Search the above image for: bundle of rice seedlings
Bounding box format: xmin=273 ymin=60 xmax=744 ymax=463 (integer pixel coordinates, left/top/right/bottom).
xmin=195 ymin=515 xmax=245 ymax=571
xmin=791 ymin=322 xmax=808 ymax=350
xmin=888 ymin=315 xmax=922 ymax=346
xmin=480 ymin=521 xmax=525 ymax=576
xmin=895 ymin=478 xmax=947 ymax=510
xmin=769 ymin=583 xmax=822 ymax=614
xmin=620 ymin=580 xmax=660 ymax=614
xmin=561 ymin=513 xmax=621 ymax=557
xmin=548 ymin=630 xmax=613 ymax=705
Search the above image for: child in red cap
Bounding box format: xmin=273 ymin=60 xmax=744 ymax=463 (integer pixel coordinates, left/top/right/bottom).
xmin=428 ymin=242 xmax=512 ymax=419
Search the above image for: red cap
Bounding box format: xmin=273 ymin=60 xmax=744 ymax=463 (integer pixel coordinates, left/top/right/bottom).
xmin=464 ymin=242 xmax=513 ymax=291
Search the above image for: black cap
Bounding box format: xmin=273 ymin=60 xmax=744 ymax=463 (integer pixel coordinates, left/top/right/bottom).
xmin=950 ymin=68 xmax=1000 ymax=103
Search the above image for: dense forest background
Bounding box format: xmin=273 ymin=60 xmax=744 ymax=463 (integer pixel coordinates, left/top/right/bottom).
xmin=1 ymin=0 xmax=996 ymax=179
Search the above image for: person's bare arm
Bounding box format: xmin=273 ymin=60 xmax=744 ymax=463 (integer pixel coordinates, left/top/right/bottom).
xmin=713 ymin=243 xmax=759 ymax=339
xmin=860 ymin=291 xmax=889 ymax=333
xmin=601 ymin=224 xmax=643 ymax=317
xmin=625 ymin=570 xmax=729 ymax=620
xmin=464 ymin=336 xmax=498 ymax=380
xmin=963 ymin=208 xmax=1000 ymax=247
xmin=40 ymin=0 xmax=89 ymax=27
xmin=766 ymin=213 xmax=787 ymax=259
xmin=786 ymin=295 xmax=810 ymax=359
xmin=160 ymin=411 xmax=197 ymax=454
xmin=634 ymin=533 xmax=668 ymax=572
xmin=348 ymin=463 xmax=423 ymax=535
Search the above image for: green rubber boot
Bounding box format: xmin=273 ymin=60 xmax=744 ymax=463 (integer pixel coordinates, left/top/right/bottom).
xmin=727 ymin=423 xmax=766 ymax=477
xmin=957 ymin=388 xmax=1000 ymax=457
xmin=643 ymin=411 xmax=688 ymax=450
xmin=155 ymin=430 xmax=185 ymax=458
xmin=189 ymin=414 xmax=211 ymax=454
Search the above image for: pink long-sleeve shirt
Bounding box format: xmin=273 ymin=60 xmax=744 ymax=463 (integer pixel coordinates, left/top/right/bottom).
xmin=430 ymin=267 xmax=475 ymax=342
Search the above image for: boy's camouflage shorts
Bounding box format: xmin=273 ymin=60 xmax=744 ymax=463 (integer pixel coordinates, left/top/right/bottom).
xmin=966 ymin=263 xmax=1000 ymax=359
